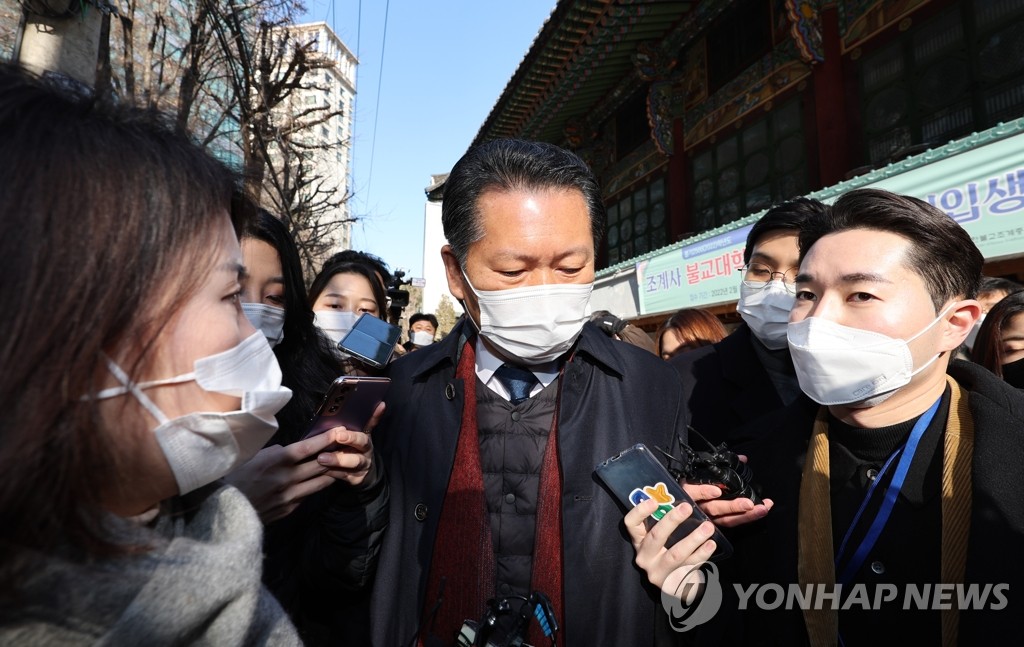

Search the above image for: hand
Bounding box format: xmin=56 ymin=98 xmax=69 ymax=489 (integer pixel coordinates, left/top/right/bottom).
xmin=225 ymin=432 xmax=338 ymax=523
xmin=315 ymin=401 xmax=385 ymax=488
xmin=625 ymin=498 xmax=719 ymax=591
xmin=681 ymin=481 xmax=773 ymax=528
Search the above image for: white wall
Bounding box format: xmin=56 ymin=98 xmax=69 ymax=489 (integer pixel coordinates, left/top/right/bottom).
xmin=421 ymin=197 xmax=464 ymax=316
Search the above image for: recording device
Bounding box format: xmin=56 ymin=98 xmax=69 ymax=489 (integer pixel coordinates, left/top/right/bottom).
xmin=595 ymin=443 xmax=733 ymax=561
xmin=338 ymin=312 xmax=402 ymax=368
xmin=304 ymin=375 xmax=391 ymax=437
xmin=456 ymin=591 xmax=559 ymax=647
xmin=387 ymin=269 xmax=412 ymax=324
xmin=591 ymin=313 xmax=628 ymax=337
xmin=663 ymin=428 xmax=763 ymax=505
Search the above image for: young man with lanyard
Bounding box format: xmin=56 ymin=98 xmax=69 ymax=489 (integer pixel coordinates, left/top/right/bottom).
xmin=627 ymin=188 xmax=1024 ymax=645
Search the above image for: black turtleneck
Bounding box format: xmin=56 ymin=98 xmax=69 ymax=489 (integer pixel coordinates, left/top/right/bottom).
xmin=826 ymin=386 xmax=951 ymax=645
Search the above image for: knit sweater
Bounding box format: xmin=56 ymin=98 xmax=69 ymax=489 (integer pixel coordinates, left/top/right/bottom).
xmin=0 ymin=484 xmax=300 ymax=646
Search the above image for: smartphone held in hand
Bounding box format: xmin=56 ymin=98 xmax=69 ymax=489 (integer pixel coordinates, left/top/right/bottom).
xmin=338 ymin=313 xmax=402 ymax=368
xmin=595 ymin=443 xmax=733 ymax=561
xmin=305 ymin=376 xmax=390 ymax=437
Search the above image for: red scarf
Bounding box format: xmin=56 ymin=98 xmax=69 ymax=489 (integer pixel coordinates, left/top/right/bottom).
xmin=418 ymin=340 xmax=564 ymax=646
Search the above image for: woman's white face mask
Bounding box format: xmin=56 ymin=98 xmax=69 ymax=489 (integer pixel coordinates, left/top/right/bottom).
xmin=94 ymin=331 xmax=292 ymax=494
xmin=314 ymin=310 xmax=360 ymax=346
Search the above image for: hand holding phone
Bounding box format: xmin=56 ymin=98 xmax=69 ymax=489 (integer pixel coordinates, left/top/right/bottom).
xmin=305 ymin=376 xmax=391 ymax=437
xmin=595 ymin=443 xmax=732 ymax=561
xmin=306 ymin=376 xmax=390 ymax=489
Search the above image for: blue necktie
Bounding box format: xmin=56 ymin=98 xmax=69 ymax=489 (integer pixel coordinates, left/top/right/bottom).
xmin=494 ymin=363 xmax=539 ymax=405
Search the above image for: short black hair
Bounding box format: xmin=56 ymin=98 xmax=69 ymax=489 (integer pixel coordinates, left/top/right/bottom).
xmin=744 ymin=197 xmax=828 ymax=264
xmin=799 ymin=188 xmax=983 ymax=310
xmin=409 ymin=312 xmax=438 ymax=329
xmin=442 ymin=139 xmax=606 ymax=265
xmin=978 ymin=276 xmax=1023 ymax=298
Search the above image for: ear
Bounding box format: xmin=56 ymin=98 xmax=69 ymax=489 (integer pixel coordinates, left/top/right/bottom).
xmin=441 ymin=245 xmax=467 ymax=302
xmin=940 ymin=299 xmax=982 ymax=351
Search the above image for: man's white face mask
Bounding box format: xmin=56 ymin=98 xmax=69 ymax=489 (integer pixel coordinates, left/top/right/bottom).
xmin=462 ymin=272 xmax=592 ymax=365
xmin=787 ymin=307 xmax=951 ymax=406
xmin=737 ymin=280 xmax=795 ymax=350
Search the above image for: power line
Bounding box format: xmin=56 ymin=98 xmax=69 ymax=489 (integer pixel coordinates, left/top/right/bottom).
xmin=364 ymin=0 xmax=389 ymax=208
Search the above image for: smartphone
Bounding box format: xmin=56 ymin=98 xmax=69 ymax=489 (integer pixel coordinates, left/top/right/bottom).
xmin=595 ymin=443 xmax=733 ymax=561
xmin=305 ymin=376 xmax=391 ymax=437
xmin=338 ymin=313 xmax=402 ymax=368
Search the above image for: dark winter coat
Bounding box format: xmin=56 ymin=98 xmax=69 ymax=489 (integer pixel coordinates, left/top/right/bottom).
xmin=696 ymin=360 xmax=1024 ymax=645
xmin=670 ymin=324 xmax=790 ymax=449
xmin=370 ymin=321 xmax=689 ymax=646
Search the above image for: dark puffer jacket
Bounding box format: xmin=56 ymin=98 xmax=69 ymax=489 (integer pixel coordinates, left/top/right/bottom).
xmin=477 ymin=375 xmax=559 ymax=598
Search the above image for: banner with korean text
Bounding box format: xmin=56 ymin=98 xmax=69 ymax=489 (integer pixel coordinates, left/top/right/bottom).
xmin=636 ymin=127 xmax=1024 ymax=316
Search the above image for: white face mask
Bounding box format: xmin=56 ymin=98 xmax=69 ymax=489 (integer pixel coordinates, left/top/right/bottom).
xmin=314 ymin=310 xmax=360 ymax=345
xmin=964 ymin=313 xmax=985 ymax=350
xmin=463 ymin=272 xmax=592 ymax=365
xmin=242 ymin=302 xmax=286 ymax=347
xmin=787 ymin=308 xmax=949 ymax=406
xmin=737 ymin=280 xmax=796 ymax=350
xmin=96 ymin=331 xmax=292 ymax=494
xmin=410 ymin=330 xmax=435 ymax=347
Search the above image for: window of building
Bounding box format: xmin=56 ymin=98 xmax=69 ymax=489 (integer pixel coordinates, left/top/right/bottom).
xmin=860 ymin=0 xmax=1024 ymax=165
xmin=615 ymin=89 xmax=651 ymax=159
xmin=605 ymin=175 xmax=668 ymax=265
xmin=691 ymin=98 xmax=806 ymax=231
xmin=705 ymin=0 xmax=772 ymax=92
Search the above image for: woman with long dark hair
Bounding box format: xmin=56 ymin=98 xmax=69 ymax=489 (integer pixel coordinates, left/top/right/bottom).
xmin=0 ymin=65 xmax=298 ymax=643
xmin=227 ymin=206 xmax=389 ymax=645
xmin=971 ymin=290 xmax=1024 ymax=388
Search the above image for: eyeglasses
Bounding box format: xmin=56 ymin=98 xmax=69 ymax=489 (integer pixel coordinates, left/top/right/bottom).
xmin=738 ymin=262 xmax=798 ymax=293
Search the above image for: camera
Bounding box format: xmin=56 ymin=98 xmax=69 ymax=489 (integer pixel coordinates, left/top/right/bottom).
xmin=387 ymin=269 xmax=411 ymax=324
xmin=456 ymin=591 xmax=558 ymax=647
xmin=662 ymin=427 xmax=763 ymax=505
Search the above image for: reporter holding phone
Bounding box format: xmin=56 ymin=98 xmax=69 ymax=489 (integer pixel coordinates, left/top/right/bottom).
xmin=309 ymin=260 xmax=391 ymax=374
xmin=0 ymin=66 xmax=298 ymax=644
xmin=226 ymin=206 xmax=388 ymax=646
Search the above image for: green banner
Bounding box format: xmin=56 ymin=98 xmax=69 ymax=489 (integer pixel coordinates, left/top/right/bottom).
xmin=635 ymin=126 xmax=1024 ymax=316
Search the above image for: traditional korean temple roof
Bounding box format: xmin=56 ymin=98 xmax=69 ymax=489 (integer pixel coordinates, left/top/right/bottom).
xmin=471 ymin=0 xmax=697 ymax=147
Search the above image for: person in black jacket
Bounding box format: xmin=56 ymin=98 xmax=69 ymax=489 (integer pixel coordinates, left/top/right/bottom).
xmin=370 ymin=139 xmax=689 ymax=647
xmin=671 ymin=198 xmax=828 ymax=450
xmin=226 ymin=206 xmax=388 ymax=645
xmin=630 ymin=188 xmax=1024 ymax=645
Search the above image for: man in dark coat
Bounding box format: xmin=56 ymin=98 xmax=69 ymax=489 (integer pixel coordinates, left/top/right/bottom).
xmin=671 ymin=198 xmax=826 ymax=449
xmin=370 ymin=139 xmax=688 ymax=647
xmin=628 ymin=188 xmax=1024 ymax=645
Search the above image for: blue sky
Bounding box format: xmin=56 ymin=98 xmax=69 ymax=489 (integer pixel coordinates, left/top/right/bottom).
xmin=301 ymin=1 xmax=558 ymax=281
